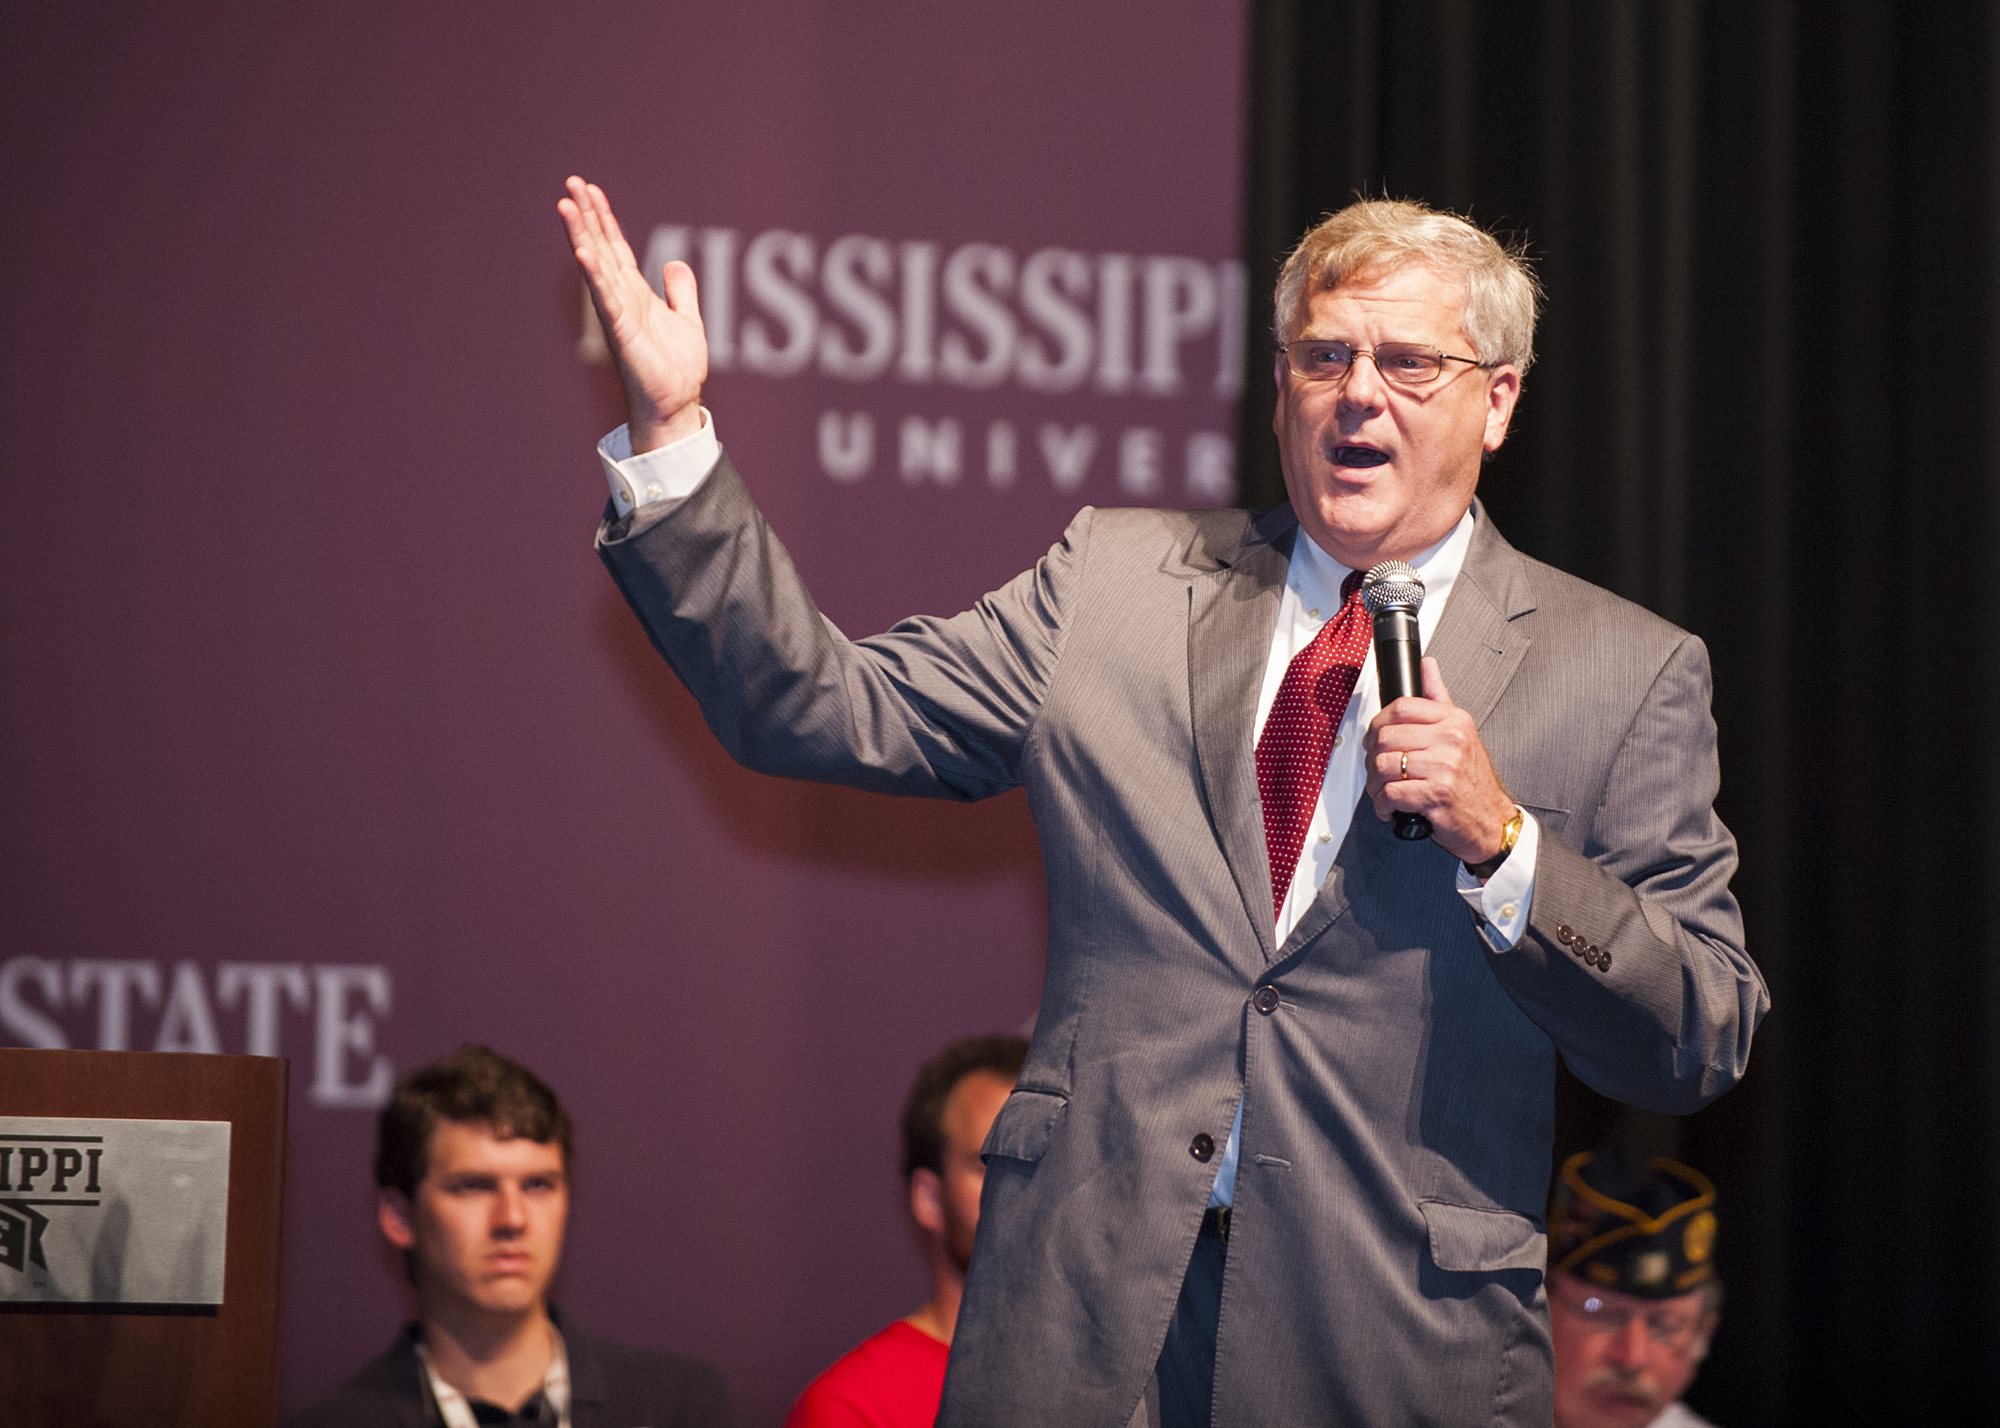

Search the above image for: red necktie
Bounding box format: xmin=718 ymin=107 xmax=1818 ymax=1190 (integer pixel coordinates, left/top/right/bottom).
xmin=1256 ymin=570 xmax=1369 ymax=923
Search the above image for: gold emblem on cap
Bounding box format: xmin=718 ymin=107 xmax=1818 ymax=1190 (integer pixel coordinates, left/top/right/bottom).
xmin=1631 ymin=1251 xmax=1671 ymax=1288
xmin=1674 ymin=1264 xmax=1714 ymax=1291
xmin=1683 ymin=1209 xmax=1717 ymax=1264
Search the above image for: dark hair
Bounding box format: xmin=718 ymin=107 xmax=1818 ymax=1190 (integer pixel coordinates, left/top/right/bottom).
xmin=899 ymin=1034 xmax=1028 ymax=1181
xmin=374 ymin=1044 xmax=573 ymax=1197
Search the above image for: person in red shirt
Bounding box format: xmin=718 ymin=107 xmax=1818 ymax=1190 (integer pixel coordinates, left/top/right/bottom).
xmin=786 ymin=1035 xmax=1027 ymax=1428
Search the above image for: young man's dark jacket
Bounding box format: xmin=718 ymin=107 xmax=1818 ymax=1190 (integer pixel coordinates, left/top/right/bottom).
xmin=283 ymin=1307 xmax=739 ymax=1428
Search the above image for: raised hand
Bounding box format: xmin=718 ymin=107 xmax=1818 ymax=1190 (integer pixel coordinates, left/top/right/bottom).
xmin=558 ymin=176 xmax=707 ymax=452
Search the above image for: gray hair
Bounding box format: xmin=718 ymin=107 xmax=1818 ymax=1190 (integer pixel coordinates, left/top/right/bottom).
xmin=1271 ymin=198 xmax=1541 ymax=371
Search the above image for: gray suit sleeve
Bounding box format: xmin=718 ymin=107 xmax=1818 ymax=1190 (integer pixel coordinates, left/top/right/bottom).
xmin=596 ymin=451 xmax=1084 ymax=801
xmin=1487 ymin=632 xmax=1767 ymax=1113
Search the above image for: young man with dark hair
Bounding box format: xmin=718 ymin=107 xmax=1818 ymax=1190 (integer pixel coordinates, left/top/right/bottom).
xmin=286 ymin=1044 xmax=739 ymax=1428
xmin=784 ymin=1034 xmax=1028 ymax=1428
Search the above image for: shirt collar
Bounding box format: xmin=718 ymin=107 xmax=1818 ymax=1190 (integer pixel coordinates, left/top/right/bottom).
xmin=417 ymin=1324 xmax=570 ymax=1428
xmin=1290 ymin=505 xmax=1477 ymax=624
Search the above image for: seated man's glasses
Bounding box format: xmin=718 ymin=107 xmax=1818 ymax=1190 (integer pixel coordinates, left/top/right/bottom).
xmin=1281 ymin=339 xmax=1488 ymax=388
xmin=1549 ymin=1279 xmax=1707 ymax=1350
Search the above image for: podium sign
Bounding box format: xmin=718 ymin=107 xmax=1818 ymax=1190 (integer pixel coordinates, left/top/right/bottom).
xmin=0 ymin=1051 xmax=284 ymax=1428
xmin=0 ymin=1116 xmax=231 ymax=1307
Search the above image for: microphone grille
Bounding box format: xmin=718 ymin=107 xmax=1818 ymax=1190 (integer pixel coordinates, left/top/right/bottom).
xmin=1361 ymin=560 xmax=1425 ymax=614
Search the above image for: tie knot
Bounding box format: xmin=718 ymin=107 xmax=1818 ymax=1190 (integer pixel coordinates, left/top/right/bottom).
xmin=1340 ymin=568 xmax=1366 ymax=603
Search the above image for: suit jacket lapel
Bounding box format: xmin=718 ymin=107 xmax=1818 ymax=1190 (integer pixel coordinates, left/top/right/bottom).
xmin=552 ymin=1307 xmax=604 ymax=1428
xmin=1188 ymin=504 xmax=1295 ymax=964
xmin=1425 ymin=500 xmax=1536 ymax=730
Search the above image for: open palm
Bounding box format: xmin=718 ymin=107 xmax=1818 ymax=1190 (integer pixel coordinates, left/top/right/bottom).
xmin=558 ymin=176 xmax=707 ymax=451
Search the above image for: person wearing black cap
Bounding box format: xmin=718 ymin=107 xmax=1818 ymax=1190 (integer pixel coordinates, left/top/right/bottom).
xmin=1547 ymin=1147 xmax=1724 ymax=1428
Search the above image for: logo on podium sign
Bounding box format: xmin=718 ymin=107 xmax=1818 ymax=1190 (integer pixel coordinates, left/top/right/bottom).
xmin=0 ymin=1117 xmax=229 ymax=1309
xmin=0 ymin=1132 xmax=103 ymax=1275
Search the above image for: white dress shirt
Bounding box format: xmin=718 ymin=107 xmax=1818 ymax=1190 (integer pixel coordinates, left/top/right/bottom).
xmin=600 ymin=420 xmax=1541 ymax=1209
xmin=598 ymin=414 xmax=719 ymax=514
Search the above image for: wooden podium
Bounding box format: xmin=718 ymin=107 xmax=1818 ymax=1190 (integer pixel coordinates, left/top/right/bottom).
xmin=0 ymin=1049 xmax=288 ymax=1428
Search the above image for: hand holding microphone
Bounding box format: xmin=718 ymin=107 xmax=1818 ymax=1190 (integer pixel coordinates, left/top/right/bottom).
xmin=1361 ymin=561 xmax=1432 ymax=842
xmin=1360 ymin=561 xmax=1520 ymax=866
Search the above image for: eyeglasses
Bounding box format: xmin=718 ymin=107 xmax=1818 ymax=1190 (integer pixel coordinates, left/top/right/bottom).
xmin=1550 ymin=1283 xmax=1707 ymax=1349
xmin=1280 ymin=339 xmax=1487 ymax=387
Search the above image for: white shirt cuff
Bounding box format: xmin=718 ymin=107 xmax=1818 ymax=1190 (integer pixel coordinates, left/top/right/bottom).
xmin=1455 ymin=809 xmax=1540 ymax=952
xmin=597 ymin=409 xmax=718 ymax=518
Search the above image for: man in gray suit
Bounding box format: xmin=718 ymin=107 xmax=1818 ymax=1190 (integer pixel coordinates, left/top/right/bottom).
xmin=559 ymin=178 xmax=1767 ymax=1427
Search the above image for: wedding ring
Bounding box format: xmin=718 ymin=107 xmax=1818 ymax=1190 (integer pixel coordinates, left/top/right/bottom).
xmin=1399 ymin=752 xmax=1409 ymax=780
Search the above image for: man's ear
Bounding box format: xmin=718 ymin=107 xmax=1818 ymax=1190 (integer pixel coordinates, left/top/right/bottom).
xmin=378 ymin=1188 xmax=417 ymax=1251
xmin=1689 ymin=1310 xmax=1720 ymax=1365
xmin=1481 ymin=365 xmax=1522 ymax=451
xmin=908 ymin=1169 xmax=944 ymax=1236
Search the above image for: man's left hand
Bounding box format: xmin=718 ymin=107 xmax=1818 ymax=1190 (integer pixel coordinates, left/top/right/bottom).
xmin=1363 ymin=657 xmax=1518 ymax=866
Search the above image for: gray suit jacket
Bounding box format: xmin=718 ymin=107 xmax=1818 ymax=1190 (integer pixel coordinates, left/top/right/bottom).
xmin=598 ymin=455 xmax=1767 ymax=1428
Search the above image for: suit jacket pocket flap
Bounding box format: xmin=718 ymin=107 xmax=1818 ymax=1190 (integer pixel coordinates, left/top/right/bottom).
xmin=981 ymin=1090 xmax=1068 ymax=1164
xmin=1419 ymin=1200 xmax=1546 ymax=1273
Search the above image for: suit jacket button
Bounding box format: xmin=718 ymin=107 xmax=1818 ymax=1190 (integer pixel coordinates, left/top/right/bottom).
xmin=1596 ymin=950 xmax=1612 ymax=971
xmin=1189 ymin=1133 xmax=1215 ymax=1162
xmin=1556 ymin=925 xmax=1575 ymax=945
xmin=1252 ymin=986 xmax=1281 ymax=1015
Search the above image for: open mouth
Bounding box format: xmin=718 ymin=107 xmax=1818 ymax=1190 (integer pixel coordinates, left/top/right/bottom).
xmin=1333 ymin=445 xmax=1390 ymax=468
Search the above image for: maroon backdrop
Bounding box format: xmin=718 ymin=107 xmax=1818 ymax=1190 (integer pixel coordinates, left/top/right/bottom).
xmin=0 ymin=5 xmax=1246 ymax=1421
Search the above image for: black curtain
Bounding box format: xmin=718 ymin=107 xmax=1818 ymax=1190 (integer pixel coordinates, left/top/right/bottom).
xmin=1239 ymin=2 xmax=2000 ymax=1420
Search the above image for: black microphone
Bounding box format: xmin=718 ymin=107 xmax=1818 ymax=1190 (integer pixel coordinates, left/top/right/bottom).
xmin=1361 ymin=561 xmax=1432 ymax=842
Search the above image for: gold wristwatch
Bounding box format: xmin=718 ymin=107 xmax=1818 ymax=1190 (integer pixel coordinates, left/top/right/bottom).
xmin=1463 ymin=806 xmax=1525 ymax=880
